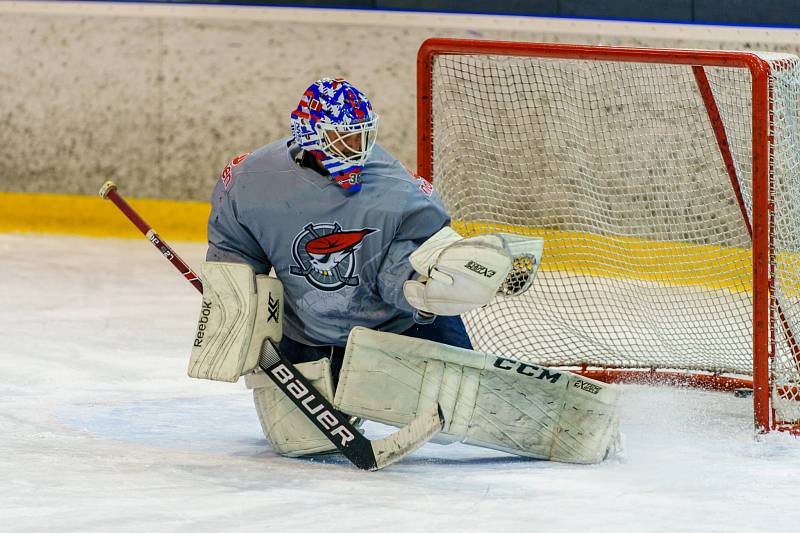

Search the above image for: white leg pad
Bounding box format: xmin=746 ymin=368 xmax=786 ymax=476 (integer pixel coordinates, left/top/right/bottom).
xmin=246 ymin=359 xmax=338 ymax=457
xmin=334 ymin=327 xmax=621 ymax=464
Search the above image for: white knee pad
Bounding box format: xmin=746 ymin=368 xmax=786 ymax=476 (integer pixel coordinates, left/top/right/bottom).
xmin=245 ymin=358 xmax=339 ymax=457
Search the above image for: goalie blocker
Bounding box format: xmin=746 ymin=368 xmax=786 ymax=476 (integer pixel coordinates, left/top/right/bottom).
xmin=188 ymin=261 xmax=283 ymax=382
xmin=334 ymin=327 xmax=622 ymax=464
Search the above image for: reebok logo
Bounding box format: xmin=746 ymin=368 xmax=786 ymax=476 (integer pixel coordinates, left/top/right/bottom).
xmin=193 ymin=300 xmax=212 ymax=347
xmin=493 ymin=357 xmax=562 ymax=384
xmin=465 ymin=260 xmax=496 ymax=278
xmin=270 ymin=363 xmax=356 ymax=447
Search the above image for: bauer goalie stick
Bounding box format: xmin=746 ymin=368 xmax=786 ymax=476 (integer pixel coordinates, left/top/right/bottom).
xmin=100 ymin=180 xmax=444 ymax=471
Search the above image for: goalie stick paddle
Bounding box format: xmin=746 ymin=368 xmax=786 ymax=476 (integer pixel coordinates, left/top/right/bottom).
xmin=257 ymin=339 xmax=444 ymax=471
xmin=100 ymin=180 xmax=445 ymax=471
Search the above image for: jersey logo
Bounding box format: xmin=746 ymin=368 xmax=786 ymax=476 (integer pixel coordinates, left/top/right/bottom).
xmin=232 ymin=153 xmax=250 ymax=166
xmin=221 ymin=164 xmax=233 ymax=189
xmin=416 ymin=176 xmax=433 ymax=197
xmin=402 ymin=163 xmax=433 ymax=197
xmin=220 ymin=153 xmax=250 ymax=190
xmin=289 ymin=222 xmax=379 ymax=291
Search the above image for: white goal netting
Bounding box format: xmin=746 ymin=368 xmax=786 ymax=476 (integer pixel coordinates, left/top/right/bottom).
xmin=425 ymin=48 xmax=800 ymax=428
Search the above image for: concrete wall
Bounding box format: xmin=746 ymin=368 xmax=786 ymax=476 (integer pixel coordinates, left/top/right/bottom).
xmin=124 ymin=0 xmax=800 ymax=27
xmin=4 ymin=1 xmax=800 ymax=202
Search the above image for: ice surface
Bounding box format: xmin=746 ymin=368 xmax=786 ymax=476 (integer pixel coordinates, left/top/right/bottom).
xmin=1 ymin=233 xmax=798 ymax=532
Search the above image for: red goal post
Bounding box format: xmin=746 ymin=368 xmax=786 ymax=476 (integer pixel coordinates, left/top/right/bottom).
xmin=417 ymin=38 xmax=800 ymax=434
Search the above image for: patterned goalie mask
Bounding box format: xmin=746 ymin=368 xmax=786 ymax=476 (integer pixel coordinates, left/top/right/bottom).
xmin=289 ymin=78 xmax=379 ymax=192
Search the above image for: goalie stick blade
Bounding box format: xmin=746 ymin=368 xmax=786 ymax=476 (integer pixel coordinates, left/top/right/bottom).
xmin=369 ymin=403 xmax=445 ymax=470
xmin=258 ymin=340 xmax=443 ymax=471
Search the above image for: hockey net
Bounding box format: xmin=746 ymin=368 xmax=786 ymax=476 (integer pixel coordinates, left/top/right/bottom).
xmin=417 ymin=39 xmax=800 ymax=434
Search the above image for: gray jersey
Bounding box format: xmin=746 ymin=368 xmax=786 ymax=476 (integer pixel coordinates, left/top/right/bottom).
xmin=206 ymin=138 xmax=450 ymax=347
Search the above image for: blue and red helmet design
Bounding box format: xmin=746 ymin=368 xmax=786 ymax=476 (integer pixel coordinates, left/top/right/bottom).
xmin=290 ymin=78 xmax=379 ymax=192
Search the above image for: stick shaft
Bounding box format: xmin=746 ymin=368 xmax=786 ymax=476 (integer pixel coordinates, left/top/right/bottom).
xmin=100 ymin=181 xmax=203 ymax=294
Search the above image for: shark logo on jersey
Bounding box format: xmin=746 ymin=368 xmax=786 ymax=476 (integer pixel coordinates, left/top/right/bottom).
xmin=289 ymin=222 xmax=379 ymax=291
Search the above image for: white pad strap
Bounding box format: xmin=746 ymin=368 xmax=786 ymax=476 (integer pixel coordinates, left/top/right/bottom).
xmin=188 ymin=262 xmax=283 ymax=382
xmin=403 ymin=227 xmax=513 ymax=316
xmin=334 ymin=327 xmax=621 ymax=464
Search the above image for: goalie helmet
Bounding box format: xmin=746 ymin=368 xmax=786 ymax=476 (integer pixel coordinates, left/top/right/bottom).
xmin=290 ymin=78 xmax=379 ymax=192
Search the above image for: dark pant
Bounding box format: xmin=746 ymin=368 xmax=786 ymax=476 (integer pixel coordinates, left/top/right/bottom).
xmin=278 ymin=316 xmax=473 ymax=386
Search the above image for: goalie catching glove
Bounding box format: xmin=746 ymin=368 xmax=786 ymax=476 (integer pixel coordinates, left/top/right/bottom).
xmin=403 ymin=227 xmax=544 ymax=316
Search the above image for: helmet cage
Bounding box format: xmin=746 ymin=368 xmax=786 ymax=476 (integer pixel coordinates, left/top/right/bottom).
xmin=316 ymin=115 xmax=379 ymax=168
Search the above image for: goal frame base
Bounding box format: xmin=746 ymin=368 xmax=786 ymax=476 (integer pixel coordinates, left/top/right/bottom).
xmin=575 ymin=369 xmax=799 ymax=435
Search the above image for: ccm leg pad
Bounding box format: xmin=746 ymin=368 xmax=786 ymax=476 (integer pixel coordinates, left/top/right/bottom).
xmin=334 ymin=327 xmax=621 ymax=464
